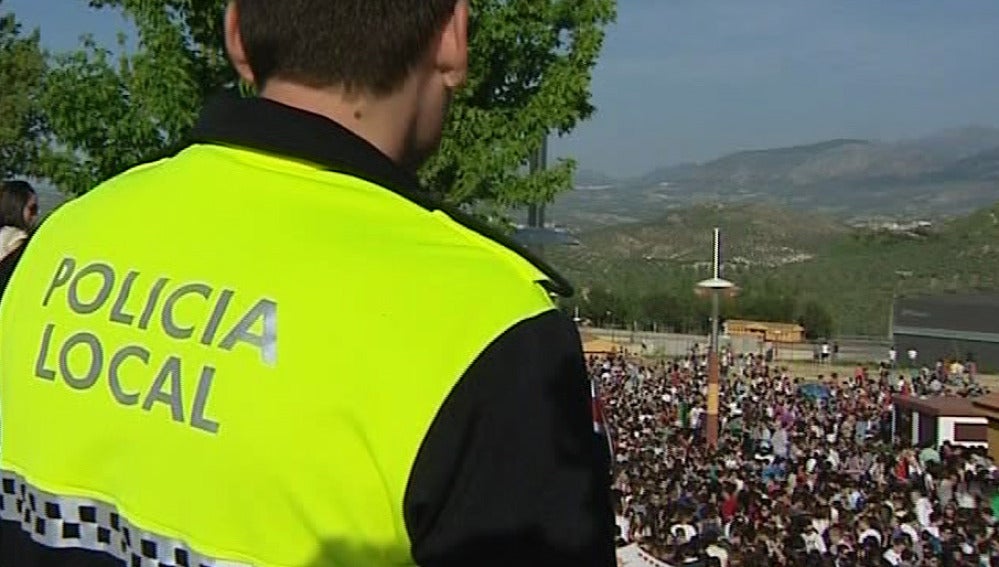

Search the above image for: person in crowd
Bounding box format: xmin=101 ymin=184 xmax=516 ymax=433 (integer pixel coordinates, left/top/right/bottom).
xmin=0 ymin=180 xmax=39 ymax=296
xmin=597 ymin=349 xmax=998 ymax=566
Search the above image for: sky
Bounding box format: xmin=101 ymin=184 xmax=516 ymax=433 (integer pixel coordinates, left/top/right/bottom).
xmin=8 ymin=0 xmax=999 ymax=177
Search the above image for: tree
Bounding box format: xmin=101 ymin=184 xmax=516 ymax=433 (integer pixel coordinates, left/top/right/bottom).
xmin=39 ymin=0 xmax=615 ymax=205
xmin=637 ymin=292 xmax=696 ymax=332
xmin=0 ymin=2 xmax=47 ymax=178
xmin=582 ymin=288 xmax=627 ymax=327
xmin=798 ymin=300 xmax=834 ymax=340
xmin=38 ymin=0 xmax=232 ymax=195
xmin=421 ymin=0 xmax=616 ymax=210
xmin=734 ymin=278 xmax=798 ymax=323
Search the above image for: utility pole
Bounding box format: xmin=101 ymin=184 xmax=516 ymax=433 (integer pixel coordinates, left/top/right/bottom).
xmin=696 ymin=228 xmax=736 ymax=449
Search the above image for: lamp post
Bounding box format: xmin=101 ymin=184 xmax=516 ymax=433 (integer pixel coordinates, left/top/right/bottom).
xmin=696 ymin=228 xmax=737 ymax=449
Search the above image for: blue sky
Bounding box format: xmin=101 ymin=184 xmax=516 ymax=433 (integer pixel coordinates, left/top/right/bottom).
xmin=8 ymin=0 xmax=999 ymax=176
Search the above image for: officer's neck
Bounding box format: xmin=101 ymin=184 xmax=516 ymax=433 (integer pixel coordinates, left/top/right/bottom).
xmin=260 ymin=80 xmax=418 ymax=165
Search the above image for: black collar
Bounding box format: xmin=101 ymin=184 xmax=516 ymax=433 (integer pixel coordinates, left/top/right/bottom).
xmin=189 ymin=93 xmax=573 ymax=297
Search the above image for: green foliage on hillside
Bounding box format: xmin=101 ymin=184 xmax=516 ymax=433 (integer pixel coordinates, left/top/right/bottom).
xmin=550 ymin=202 xmax=999 ymax=337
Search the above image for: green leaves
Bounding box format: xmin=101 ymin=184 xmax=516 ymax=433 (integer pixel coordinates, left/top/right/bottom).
xmin=0 ymin=3 xmax=47 ymax=178
xmin=23 ymin=0 xmax=615 ymax=208
xmin=798 ymin=301 xmax=834 ymax=340
xmin=425 ymin=0 xmax=616 ymax=208
xmin=38 ymin=0 xmax=236 ymax=195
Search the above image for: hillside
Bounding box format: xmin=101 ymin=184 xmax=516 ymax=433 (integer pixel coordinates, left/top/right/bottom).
xmin=547 ymin=201 xmax=999 ymax=336
xmin=553 ymin=126 xmax=999 ymax=230
xmin=569 ymin=203 xmax=845 ymax=268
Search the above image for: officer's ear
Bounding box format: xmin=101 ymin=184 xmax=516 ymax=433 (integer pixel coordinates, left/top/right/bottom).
xmin=224 ymin=1 xmax=256 ymax=86
xmin=435 ymin=0 xmax=468 ymax=89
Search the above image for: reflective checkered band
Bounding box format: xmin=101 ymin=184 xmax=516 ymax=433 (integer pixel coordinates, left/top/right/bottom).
xmin=0 ymin=471 xmax=250 ymax=567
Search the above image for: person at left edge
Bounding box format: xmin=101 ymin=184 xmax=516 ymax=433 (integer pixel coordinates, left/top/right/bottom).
xmin=0 ymin=180 xmax=39 ymax=299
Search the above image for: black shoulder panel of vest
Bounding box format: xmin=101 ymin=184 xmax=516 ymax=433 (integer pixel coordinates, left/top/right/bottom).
xmin=403 ymin=310 xmax=615 ymax=567
xmin=0 ymin=241 xmax=28 ymax=300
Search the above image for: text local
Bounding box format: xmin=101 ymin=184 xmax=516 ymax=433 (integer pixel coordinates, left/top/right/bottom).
xmin=34 ymin=257 xmax=279 ymax=435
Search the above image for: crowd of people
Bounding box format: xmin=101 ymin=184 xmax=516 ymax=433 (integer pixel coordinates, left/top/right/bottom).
xmin=594 ymin=348 xmax=999 ymax=567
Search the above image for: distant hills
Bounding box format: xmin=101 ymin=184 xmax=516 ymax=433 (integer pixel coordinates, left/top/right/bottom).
xmin=546 ymin=199 xmax=999 ymax=336
xmin=567 ymin=203 xmax=845 ymax=269
xmin=554 ymin=126 xmax=999 ymax=229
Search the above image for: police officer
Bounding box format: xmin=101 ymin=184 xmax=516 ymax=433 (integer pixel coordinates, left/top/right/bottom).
xmin=0 ymin=1 xmax=614 ymax=566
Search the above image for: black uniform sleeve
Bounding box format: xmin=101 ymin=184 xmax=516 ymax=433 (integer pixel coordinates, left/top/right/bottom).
xmin=403 ymin=310 xmax=615 ymax=567
xmin=0 ymin=243 xmax=27 ymax=300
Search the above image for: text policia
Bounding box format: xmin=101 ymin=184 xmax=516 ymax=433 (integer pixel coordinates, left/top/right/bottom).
xmin=32 ymin=257 xmax=278 ymax=435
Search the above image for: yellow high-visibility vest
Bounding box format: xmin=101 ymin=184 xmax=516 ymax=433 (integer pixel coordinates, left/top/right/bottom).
xmin=0 ymin=139 xmax=557 ymax=566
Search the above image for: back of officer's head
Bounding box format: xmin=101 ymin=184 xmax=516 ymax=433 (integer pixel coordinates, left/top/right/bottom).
xmin=224 ymin=0 xmax=468 ymax=166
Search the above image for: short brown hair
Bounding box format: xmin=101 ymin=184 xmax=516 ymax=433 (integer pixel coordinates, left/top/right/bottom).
xmin=236 ymin=0 xmax=459 ymax=95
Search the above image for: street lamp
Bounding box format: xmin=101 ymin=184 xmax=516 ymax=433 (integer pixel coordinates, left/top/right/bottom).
xmin=695 ymin=228 xmax=738 ymax=449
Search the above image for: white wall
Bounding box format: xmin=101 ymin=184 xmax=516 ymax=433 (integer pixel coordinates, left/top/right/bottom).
xmin=938 ymin=416 xmax=988 ymax=447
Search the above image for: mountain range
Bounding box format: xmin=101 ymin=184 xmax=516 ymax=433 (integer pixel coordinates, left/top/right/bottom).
xmin=555 ymin=126 xmax=999 ymax=229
